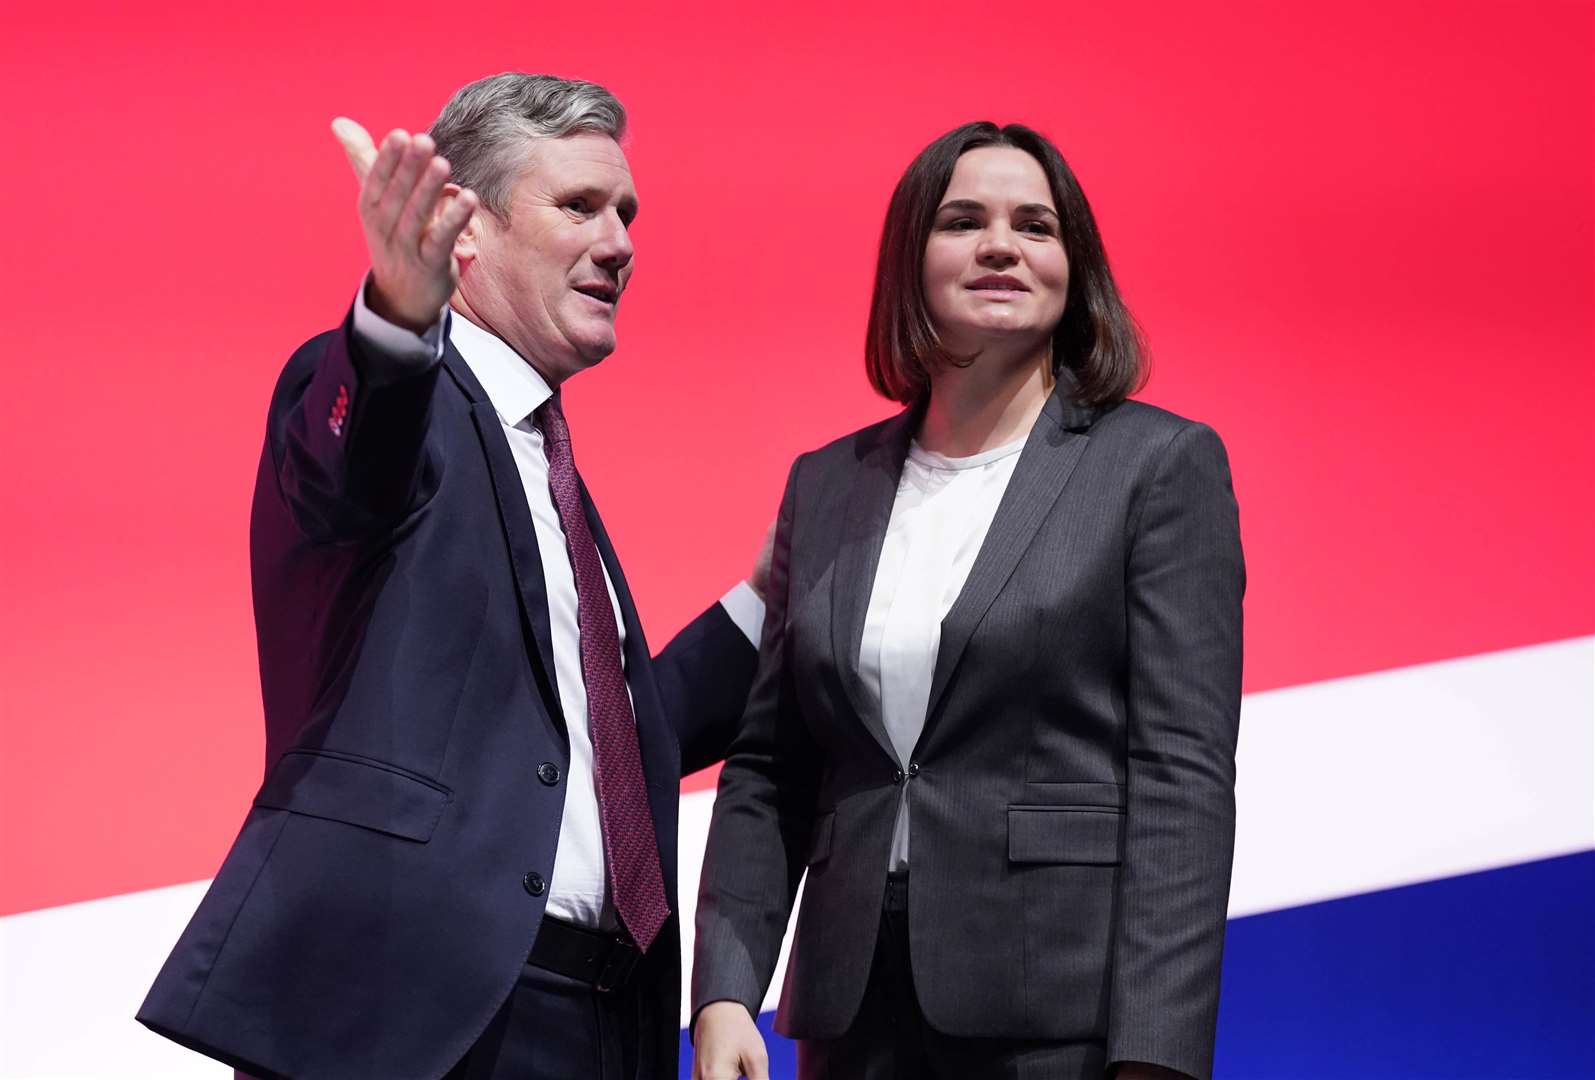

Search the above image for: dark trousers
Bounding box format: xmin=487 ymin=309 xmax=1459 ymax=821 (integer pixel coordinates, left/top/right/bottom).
xmin=443 ymin=957 xmax=653 ymax=1080
xmin=236 ymin=941 xmax=655 ymax=1080
xmin=796 ymin=873 xmax=1106 ymax=1080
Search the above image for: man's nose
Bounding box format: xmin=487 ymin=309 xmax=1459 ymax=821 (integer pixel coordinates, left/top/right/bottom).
xmin=592 ymin=210 xmax=634 ymax=273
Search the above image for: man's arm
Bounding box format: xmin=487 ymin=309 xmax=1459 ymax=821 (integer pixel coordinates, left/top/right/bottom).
xmin=655 ymin=520 xmax=772 ymax=774
xmin=653 ymin=592 xmax=761 ymax=777
xmin=272 ymin=123 xmax=478 ymax=543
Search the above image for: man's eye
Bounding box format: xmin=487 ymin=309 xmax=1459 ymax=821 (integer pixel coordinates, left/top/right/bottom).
xmin=565 ymin=199 xmax=590 ymax=214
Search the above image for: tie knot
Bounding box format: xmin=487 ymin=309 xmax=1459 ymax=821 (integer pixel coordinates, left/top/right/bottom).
xmin=536 ymin=394 xmax=570 ymax=446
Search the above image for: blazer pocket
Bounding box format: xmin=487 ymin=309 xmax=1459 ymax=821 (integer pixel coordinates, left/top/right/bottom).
xmin=807 ymin=810 xmax=836 ymax=866
xmin=1007 ymin=805 xmax=1123 ymax=865
xmin=254 ymin=748 xmax=452 ymax=843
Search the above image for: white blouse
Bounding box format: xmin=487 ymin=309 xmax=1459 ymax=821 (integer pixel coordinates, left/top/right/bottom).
xmin=859 ymin=435 xmax=1026 ymax=870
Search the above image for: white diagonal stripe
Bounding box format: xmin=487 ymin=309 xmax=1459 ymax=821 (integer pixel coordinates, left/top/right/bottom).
xmin=3 ymin=637 xmax=1589 ymax=1071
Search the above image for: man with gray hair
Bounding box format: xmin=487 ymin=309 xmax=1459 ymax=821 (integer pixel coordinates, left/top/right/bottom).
xmin=137 ymin=73 xmax=766 ymax=1079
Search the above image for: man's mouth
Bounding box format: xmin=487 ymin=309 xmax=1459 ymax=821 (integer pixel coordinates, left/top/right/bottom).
xmin=573 ymin=282 xmax=618 ymax=305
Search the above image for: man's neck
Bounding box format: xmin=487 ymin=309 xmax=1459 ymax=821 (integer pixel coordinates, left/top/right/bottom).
xmin=448 ymin=292 xmax=565 ymax=388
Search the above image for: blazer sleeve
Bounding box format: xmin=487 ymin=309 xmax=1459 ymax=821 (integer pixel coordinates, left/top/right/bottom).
xmin=652 ymin=601 xmax=759 ymax=777
xmin=1106 ymin=421 xmax=1245 ymax=1080
xmin=269 ymin=304 xmax=443 ymax=543
xmin=691 ymin=455 xmax=825 ymax=1023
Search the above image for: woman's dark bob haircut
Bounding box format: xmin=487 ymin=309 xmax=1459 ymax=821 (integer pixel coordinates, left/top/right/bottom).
xmin=865 ymin=121 xmax=1146 ymax=407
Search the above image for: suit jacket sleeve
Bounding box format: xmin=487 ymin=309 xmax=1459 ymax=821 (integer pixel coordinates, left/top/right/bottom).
xmin=653 ymin=600 xmax=759 ymax=776
xmin=270 ymin=304 xmax=442 ymax=543
xmin=1106 ymin=422 xmax=1245 ymax=1080
xmin=692 ymin=455 xmax=824 ymax=1022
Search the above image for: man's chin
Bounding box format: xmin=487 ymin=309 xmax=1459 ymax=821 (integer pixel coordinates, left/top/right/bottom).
xmin=573 ymin=330 xmax=618 ymax=366
xmin=569 ymin=346 xmax=614 ymax=371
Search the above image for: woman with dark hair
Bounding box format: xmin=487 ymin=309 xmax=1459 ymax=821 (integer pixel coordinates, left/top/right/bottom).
xmin=692 ymin=122 xmax=1244 ymax=1080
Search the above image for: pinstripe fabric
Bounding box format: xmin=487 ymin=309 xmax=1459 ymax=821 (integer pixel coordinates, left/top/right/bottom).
xmin=694 ymin=378 xmax=1244 ymax=1080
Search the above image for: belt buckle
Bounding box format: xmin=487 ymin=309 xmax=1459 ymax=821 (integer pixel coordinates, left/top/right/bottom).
xmin=594 ymin=935 xmax=638 ymax=993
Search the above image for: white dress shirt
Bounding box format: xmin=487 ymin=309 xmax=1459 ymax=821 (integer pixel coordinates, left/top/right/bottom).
xmin=351 ymin=283 xmax=763 ymax=927
xmin=858 ymin=436 xmax=1026 ymax=870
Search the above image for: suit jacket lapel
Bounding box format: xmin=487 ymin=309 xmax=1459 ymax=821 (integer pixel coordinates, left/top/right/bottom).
xmin=831 ymin=406 xmax=919 ymax=763
xmin=580 ymin=477 xmax=681 ymax=892
xmin=441 ymin=348 xmax=564 ymax=728
xmin=921 ymin=383 xmax=1098 ymax=734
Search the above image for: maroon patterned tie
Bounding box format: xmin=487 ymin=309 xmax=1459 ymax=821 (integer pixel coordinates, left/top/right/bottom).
xmin=536 ymin=395 xmax=670 ymax=953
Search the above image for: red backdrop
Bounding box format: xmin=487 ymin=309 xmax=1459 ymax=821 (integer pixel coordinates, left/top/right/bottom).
xmin=2 ymin=0 xmax=1590 ymax=916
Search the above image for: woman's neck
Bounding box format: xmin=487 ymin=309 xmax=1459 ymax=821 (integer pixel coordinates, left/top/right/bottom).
xmin=918 ymin=344 xmax=1054 ymax=458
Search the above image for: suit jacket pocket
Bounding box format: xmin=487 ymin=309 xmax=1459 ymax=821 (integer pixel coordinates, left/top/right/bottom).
xmin=807 ymin=810 xmax=836 ymax=866
xmin=1007 ymin=805 xmax=1123 ymax=865
xmin=254 ymin=748 xmax=452 ymax=842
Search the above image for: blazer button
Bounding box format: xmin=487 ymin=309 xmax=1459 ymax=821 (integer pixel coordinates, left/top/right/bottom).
xmin=907 ymin=762 xmax=920 ymax=777
xmin=892 ymin=768 xmax=905 ymax=784
xmin=537 ymin=762 xmax=561 ymax=786
xmin=523 ymin=872 xmax=546 ymax=897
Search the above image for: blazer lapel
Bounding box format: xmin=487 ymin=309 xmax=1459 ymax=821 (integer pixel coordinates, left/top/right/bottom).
xmin=921 ymin=384 xmax=1099 ymax=734
xmin=580 ymin=477 xmax=682 ymax=891
xmin=830 ymin=406 xmax=919 ymax=762
xmin=442 ymin=348 xmax=563 ymax=728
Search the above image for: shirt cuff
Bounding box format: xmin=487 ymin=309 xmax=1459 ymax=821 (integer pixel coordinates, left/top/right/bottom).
xmin=718 ymin=581 xmax=766 ymax=646
xmin=350 ymin=272 xmax=448 ymax=380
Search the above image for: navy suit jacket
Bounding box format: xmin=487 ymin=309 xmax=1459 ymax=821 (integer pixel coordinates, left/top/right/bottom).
xmin=138 ymin=310 xmax=756 ymax=1079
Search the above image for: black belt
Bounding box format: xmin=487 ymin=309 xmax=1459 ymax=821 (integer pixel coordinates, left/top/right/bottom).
xmin=528 ymin=915 xmax=642 ymax=993
xmin=884 ymin=869 xmax=909 ymax=913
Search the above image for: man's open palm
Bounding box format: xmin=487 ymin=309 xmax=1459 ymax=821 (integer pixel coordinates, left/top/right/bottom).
xmin=332 ymin=117 xmax=478 ymax=334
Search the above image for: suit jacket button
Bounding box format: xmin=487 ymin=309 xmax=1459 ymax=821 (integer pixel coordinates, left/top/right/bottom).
xmin=523 ymin=872 xmax=546 ymax=896
xmin=907 ymin=762 xmax=920 ymax=777
xmin=892 ymin=768 xmax=905 ymax=784
xmin=537 ymin=762 xmax=561 ymax=786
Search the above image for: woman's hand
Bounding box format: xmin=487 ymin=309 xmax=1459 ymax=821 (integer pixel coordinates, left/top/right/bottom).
xmin=693 ymin=1000 xmax=769 ymax=1080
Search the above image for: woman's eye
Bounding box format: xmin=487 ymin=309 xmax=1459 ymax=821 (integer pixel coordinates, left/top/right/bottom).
xmin=943 ymin=218 xmax=979 ymax=231
xmin=1020 ymin=220 xmax=1056 ymax=236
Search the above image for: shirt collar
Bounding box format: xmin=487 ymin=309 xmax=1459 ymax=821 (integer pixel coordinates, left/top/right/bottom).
xmin=447 ymin=310 xmax=554 ymax=428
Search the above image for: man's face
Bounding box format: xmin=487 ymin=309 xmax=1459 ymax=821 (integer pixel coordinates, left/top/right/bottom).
xmin=459 ymin=132 xmax=637 ymax=383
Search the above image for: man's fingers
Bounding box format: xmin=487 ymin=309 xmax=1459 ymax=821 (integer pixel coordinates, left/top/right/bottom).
xmin=361 ymin=128 xmax=408 ymax=218
xmin=374 ymin=132 xmax=435 ymax=237
xmin=397 ymin=155 xmax=451 ymax=247
xmin=421 ymin=188 xmax=478 ymax=266
xmin=366 ymin=131 xmax=430 ymax=237
xmin=330 ymin=116 xmax=377 ymax=182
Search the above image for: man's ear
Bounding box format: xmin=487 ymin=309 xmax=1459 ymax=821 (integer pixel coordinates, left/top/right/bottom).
xmin=443 ymin=182 xmax=481 ymax=263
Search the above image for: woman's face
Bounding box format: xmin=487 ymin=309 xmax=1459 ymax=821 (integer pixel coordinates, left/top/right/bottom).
xmin=922 ymin=146 xmax=1070 ymax=358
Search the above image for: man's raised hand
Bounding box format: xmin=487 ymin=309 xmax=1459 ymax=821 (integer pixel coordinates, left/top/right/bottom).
xmin=331 ymin=118 xmax=478 ymax=335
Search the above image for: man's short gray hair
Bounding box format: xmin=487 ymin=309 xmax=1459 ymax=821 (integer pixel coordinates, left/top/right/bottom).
xmin=428 ymin=73 xmax=626 ymax=219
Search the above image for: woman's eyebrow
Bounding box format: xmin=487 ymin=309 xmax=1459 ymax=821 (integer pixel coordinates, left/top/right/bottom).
xmin=936 ymin=199 xmax=1058 ymax=219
